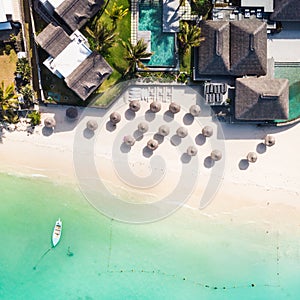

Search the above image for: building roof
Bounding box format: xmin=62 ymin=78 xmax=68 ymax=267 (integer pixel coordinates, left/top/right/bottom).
xmin=36 ymin=23 xmax=72 ymax=58
xmin=65 ymin=52 xmax=113 ymax=100
xmin=194 ymin=19 xmax=267 ymax=78
xmin=241 ymin=0 xmax=274 ymax=12
xmin=235 ymin=77 xmax=289 ymax=120
xmin=270 ymin=0 xmax=300 ymax=21
xmin=195 ymin=21 xmax=230 ymax=75
xmin=55 ymin=0 xmax=104 ymax=31
xmin=230 ymin=20 xmax=267 ymax=76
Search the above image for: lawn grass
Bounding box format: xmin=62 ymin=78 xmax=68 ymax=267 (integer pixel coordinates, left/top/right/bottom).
xmin=0 ymin=50 xmax=18 ymax=87
xmin=93 ymin=0 xmax=131 ymax=94
xmin=180 ymin=47 xmax=191 ymax=74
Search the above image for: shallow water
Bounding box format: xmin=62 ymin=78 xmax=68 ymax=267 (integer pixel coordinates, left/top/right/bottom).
xmin=0 ymin=172 xmax=299 ymax=299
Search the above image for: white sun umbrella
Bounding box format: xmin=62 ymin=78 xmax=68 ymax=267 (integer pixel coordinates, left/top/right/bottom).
xmin=210 ymin=149 xmax=222 ymax=161
xmin=137 ymin=122 xmax=149 ymax=133
xmin=44 ymin=117 xmax=56 ymax=128
xmin=247 ymin=152 xmax=257 ymax=163
xmin=86 ymin=120 xmax=98 ymax=131
xmin=202 ymin=126 xmax=213 ymax=137
xmin=147 ymin=139 xmax=159 ymax=150
xmin=158 ymin=125 xmax=170 ymax=136
xmin=176 ymin=126 xmax=188 ymax=138
xmin=129 ymin=100 xmax=141 ymax=112
xmin=264 ymin=135 xmax=275 ymax=147
xmin=110 ymin=112 xmax=121 ymax=124
xmin=187 ymin=145 xmax=198 ymax=156
xmin=124 ymin=135 xmax=136 ymax=146
xmin=169 ymin=102 xmax=181 ymax=114
xmin=189 ymin=104 xmax=201 ymax=117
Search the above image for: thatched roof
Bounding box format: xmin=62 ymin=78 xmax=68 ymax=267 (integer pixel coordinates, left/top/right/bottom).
xmin=194 ymin=19 xmax=267 ymax=77
xmin=194 ymin=21 xmax=230 ymax=76
xmin=65 ymin=52 xmax=112 ymax=100
xmin=55 ymin=0 xmax=104 ymax=31
xmin=235 ymin=77 xmax=289 ymax=121
xmin=271 ymin=0 xmax=300 ymax=21
xmin=230 ymin=20 xmax=267 ymax=76
xmin=36 ymin=23 xmax=71 ymax=58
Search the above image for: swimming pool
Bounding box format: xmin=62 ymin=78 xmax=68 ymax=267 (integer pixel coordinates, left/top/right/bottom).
xmin=138 ymin=3 xmax=176 ymax=68
xmin=274 ymin=64 xmax=300 ymax=122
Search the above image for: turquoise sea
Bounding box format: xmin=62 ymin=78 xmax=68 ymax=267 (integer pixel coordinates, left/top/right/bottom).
xmin=1 ymin=172 xmax=300 ymax=299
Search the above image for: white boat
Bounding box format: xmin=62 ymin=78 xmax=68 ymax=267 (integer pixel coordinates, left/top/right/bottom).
xmin=52 ymin=218 xmax=62 ymax=247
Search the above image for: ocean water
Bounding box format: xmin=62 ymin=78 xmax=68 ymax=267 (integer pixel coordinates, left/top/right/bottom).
xmin=0 ymin=172 xmax=300 ymax=299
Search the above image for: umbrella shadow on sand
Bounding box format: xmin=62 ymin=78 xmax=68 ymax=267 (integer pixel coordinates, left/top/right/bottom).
xmin=106 ymin=121 xmax=117 ymax=132
xmin=125 ymin=109 xmax=136 ymax=121
xmin=239 ymin=159 xmax=249 ymax=170
xmin=256 ymin=142 xmax=267 ymax=154
xmin=204 ymin=156 xmax=215 ymax=168
xmin=181 ymin=153 xmax=192 ymax=164
xmin=195 ymin=133 xmax=206 ymax=146
xmin=183 ymin=113 xmax=194 ymax=125
xmin=83 ymin=128 xmax=95 ymax=139
xmin=42 ymin=126 xmax=54 ymax=136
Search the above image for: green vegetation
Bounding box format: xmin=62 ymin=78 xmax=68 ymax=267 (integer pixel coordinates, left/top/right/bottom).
xmin=191 ymin=0 xmax=212 ymax=17
xmin=16 ymin=58 xmax=32 ymax=84
xmin=0 ymin=81 xmax=19 ymax=124
xmin=28 ymin=111 xmax=41 ymax=126
xmin=122 ymin=38 xmax=153 ymax=77
xmin=105 ymin=2 xmax=129 ymax=28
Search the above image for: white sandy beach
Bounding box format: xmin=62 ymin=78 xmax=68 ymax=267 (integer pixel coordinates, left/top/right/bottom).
xmin=0 ymin=100 xmax=300 ymax=229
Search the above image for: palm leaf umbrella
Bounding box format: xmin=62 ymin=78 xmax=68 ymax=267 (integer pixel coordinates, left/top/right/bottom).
xmin=264 ymin=135 xmax=275 ymax=147
xmin=137 ymin=122 xmax=148 ymax=133
xmin=176 ymin=126 xmax=188 ymax=138
xmin=247 ymin=152 xmax=257 ymax=163
xmin=169 ymin=102 xmax=181 ymax=114
xmin=158 ymin=125 xmax=170 ymax=136
xmin=189 ymin=104 xmax=201 ymax=117
xmin=66 ymin=107 xmax=78 ymax=119
xmin=124 ymin=135 xmax=136 ymax=146
xmin=110 ymin=112 xmax=121 ymax=124
xmin=147 ymin=139 xmax=158 ymax=151
xmin=187 ymin=145 xmax=198 ymax=156
xmin=202 ymin=126 xmax=213 ymax=137
xmin=210 ymin=149 xmax=222 ymax=161
xmin=86 ymin=120 xmax=98 ymax=131
xmin=150 ymin=101 xmax=161 ymax=113
xmin=44 ymin=117 xmax=56 ymax=128
xmin=129 ymin=100 xmax=141 ymax=112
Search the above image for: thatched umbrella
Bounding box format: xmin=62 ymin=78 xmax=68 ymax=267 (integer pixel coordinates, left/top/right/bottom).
xmin=147 ymin=139 xmax=159 ymax=151
xmin=187 ymin=145 xmax=198 ymax=156
xmin=124 ymin=135 xmax=135 ymax=146
xmin=86 ymin=120 xmax=98 ymax=131
xmin=202 ymin=126 xmax=213 ymax=137
xmin=110 ymin=112 xmax=121 ymax=124
xmin=44 ymin=117 xmax=56 ymax=128
xmin=210 ymin=149 xmax=222 ymax=161
xmin=137 ymin=122 xmax=149 ymax=133
xmin=158 ymin=125 xmax=170 ymax=136
xmin=150 ymin=101 xmax=161 ymax=113
xmin=129 ymin=100 xmax=140 ymax=112
xmin=176 ymin=126 xmax=188 ymax=138
xmin=264 ymin=135 xmax=275 ymax=147
xmin=247 ymin=152 xmax=257 ymax=163
xmin=66 ymin=107 xmax=78 ymax=119
xmin=189 ymin=104 xmax=201 ymax=117
xmin=169 ymin=102 xmax=181 ymax=114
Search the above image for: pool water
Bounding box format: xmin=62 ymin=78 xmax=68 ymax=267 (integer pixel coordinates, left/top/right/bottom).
xmin=138 ymin=3 xmax=176 ymax=67
xmin=274 ymin=65 xmax=300 ymax=122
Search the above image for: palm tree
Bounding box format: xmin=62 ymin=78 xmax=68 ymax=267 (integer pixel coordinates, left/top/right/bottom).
xmin=178 ymin=21 xmax=205 ymax=54
xmin=0 ymin=81 xmax=19 ymax=123
xmin=105 ymin=3 xmax=129 ymax=28
xmin=122 ymin=38 xmax=153 ymax=77
xmin=85 ymin=18 xmax=117 ymax=54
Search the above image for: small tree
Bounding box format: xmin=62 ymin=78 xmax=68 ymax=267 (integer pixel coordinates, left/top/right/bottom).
xmin=0 ymin=81 xmax=19 ymax=123
xmin=16 ymin=58 xmax=32 ymax=83
xmin=105 ymin=3 xmax=129 ymax=28
xmin=20 ymin=84 xmax=34 ymax=102
xmin=28 ymin=111 xmax=41 ymax=126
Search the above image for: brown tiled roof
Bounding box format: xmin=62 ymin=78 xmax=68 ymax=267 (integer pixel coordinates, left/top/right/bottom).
xmin=235 ymin=77 xmax=289 ymax=120
xmin=230 ymin=20 xmax=267 ymax=76
xmin=271 ymin=0 xmax=300 ymax=21
xmin=36 ymin=23 xmax=71 ymax=58
xmin=195 ymin=21 xmax=230 ymax=75
xmin=65 ymin=52 xmax=112 ymax=100
xmin=55 ymin=0 xmax=104 ymax=31
xmin=194 ymin=19 xmax=267 ymax=78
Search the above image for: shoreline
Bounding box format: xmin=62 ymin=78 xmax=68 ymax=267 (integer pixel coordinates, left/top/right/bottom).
xmin=0 ymin=105 xmax=299 ymax=227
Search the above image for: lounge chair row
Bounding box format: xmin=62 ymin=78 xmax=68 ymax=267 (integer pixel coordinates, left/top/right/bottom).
xmin=205 ymin=83 xmax=227 ymax=95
